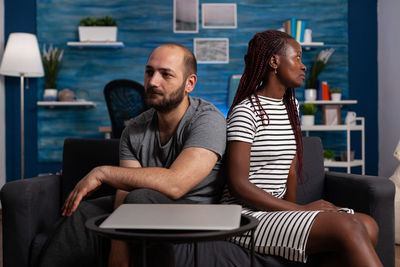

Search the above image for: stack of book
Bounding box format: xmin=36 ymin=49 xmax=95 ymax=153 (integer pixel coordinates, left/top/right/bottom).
xmin=317 ymin=80 xmax=330 ymax=101
xmin=283 ymin=17 xmax=306 ymax=43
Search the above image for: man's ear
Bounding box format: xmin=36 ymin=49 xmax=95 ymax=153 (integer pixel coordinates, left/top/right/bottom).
xmin=185 ymin=74 xmax=197 ymax=93
xmin=269 ymin=55 xmax=280 ymax=70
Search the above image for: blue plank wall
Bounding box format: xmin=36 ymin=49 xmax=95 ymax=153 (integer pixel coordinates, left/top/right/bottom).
xmin=36 ymin=0 xmax=348 ymax=162
xmin=5 ymin=0 xmax=379 ymax=181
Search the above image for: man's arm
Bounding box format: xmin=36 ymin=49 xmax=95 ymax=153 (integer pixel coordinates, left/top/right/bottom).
xmin=113 ymin=159 xmax=142 ymax=208
xmin=62 ymin=147 xmax=218 ymax=216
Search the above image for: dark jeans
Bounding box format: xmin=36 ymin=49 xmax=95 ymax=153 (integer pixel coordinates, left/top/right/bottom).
xmin=38 ymin=189 xmax=196 ymax=267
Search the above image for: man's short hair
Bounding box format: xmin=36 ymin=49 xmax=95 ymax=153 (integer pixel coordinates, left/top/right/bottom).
xmin=162 ymin=43 xmax=197 ymax=78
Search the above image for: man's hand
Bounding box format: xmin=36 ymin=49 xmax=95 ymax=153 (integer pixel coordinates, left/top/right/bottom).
xmin=62 ymin=167 xmax=105 ymax=216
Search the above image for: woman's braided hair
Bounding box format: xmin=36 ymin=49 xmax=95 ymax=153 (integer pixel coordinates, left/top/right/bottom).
xmin=229 ymin=30 xmax=304 ymax=182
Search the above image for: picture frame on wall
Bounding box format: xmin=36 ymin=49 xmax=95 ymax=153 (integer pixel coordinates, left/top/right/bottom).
xmin=174 ymin=0 xmax=199 ymax=33
xmin=202 ymin=3 xmax=237 ymax=29
xmin=194 ymin=38 xmax=229 ymax=64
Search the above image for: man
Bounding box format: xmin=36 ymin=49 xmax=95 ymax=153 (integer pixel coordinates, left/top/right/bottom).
xmin=39 ymin=43 xmax=226 ymax=267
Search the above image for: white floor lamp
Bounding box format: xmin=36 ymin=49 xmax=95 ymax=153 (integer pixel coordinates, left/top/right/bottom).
xmin=0 ymin=33 xmax=44 ymax=179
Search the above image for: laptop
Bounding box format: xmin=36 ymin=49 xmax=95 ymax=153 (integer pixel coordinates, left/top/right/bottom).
xmin=99 ymin=204 xmax=242 ymax=230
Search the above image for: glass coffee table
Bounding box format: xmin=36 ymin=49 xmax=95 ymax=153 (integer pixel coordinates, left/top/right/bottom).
xmin=86 ymin=213 xmax=259 ymax=267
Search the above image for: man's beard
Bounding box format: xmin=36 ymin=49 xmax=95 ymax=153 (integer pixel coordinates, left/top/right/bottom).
xmin=145 ymin=82 xmax=186 ymax=112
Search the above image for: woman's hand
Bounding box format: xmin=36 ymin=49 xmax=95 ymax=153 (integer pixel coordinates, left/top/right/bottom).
xmin=302 ymin=199 xmax=339 ymax=212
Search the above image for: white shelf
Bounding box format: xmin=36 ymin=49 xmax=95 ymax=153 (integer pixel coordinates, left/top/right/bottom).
xmin=67 ymin=41 xmax=124 ymax=48
xmin=303 ymin=100 xmax=358 ymax=105
xmin=301 ymin=124 xmax=363 ymax=131
xmin=37 ymin=101 xmax=96 ymax=108
xmin=324 ymin=160 xmax=364 ymax=168
xmin=300 ymin=42 xmax=324 ymax=47
xmin=303 ymin=117 xmax=365 ymax=175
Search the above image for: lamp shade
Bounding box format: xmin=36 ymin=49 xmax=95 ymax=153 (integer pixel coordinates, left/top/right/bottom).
xmin=0 ymin=33 xmax=44 ymax=77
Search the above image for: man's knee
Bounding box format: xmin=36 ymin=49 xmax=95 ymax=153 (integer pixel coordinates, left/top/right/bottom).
xmin=124 ymin=188 xmax=172 ymax=204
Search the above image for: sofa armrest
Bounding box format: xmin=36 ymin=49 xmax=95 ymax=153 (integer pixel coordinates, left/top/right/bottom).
xmin=324 ymin=171 xmax=395 ymax=267
xmin=0 ymin=175 xmax=62 ymax=267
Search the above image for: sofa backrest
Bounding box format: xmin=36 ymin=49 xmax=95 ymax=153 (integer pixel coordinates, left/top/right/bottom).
xmin=60 ymin=137 xmax=325 ymax=206
xmin=296 ymin=136 xmax=325 ymax=204
xmin=61 ymin=138 xmax=120 ymax=204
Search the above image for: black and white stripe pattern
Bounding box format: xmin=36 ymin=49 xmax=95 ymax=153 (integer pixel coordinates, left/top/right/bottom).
xmin=222 ymin=95 xmax=320 ymax=263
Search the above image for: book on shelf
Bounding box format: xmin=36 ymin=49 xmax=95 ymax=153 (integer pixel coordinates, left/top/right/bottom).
xmin=290 ymin=17 xmax=296 ymax=38
xmin=296 ymin=20 xmax=302 ymax=42
xmin=322 ymin=81 xmax=330 ymax=100
xmin=284 ymin=20 xmax=291 ymax=36
xmin=283 ymin=18 xmax=306 ymax=43
xmin=300 ymin=20 xmax=306 ymax=42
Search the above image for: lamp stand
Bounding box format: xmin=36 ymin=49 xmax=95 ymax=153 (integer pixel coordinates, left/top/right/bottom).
xmin=20 ymin=74 xmax=25 ymax=179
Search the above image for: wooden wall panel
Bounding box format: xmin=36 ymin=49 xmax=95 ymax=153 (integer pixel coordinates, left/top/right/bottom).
xmin=37 ymin=0 xmax=348 ymax=162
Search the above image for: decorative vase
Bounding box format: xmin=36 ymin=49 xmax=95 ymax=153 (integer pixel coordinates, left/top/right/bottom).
xmin=331 ymin=93 xmax=342 ymax=101
xmin=43 ymin=89 xmax=58 ymax=101
xmin=305 ymin=89 xmax=317 ymax=101
xmin=58 ymin=88 xmax=75 ymax=101
xmin=345 ymin=111 xmax=357 ymax=125
xmin=301 ymin=115 xmax=315 ymax=126
xmin=78 ymin=26 xmax=118 ymax=42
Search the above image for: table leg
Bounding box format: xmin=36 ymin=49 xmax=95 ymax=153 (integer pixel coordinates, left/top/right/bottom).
xmin=97 ymin=236 xmax=105 ymax=267
xmin=194 ymin=242 xmax=198 ymax=267
xmin=142 ymin=240 xmax=147 ymax=267
xmin=250 ymin=229 xmax=255 ymax=267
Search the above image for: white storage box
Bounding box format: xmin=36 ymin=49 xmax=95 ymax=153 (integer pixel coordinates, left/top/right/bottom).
xmin=78 ymin=26 xmax=117 ymax=42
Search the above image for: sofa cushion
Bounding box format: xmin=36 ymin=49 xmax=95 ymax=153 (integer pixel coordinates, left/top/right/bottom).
xmin=296 ymin=137 xmax=325 ymax=204
xmin=61 ymin=138 xmax=120 ymax=204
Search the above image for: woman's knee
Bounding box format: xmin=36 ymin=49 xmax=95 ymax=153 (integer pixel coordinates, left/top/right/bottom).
xmin=355 ymin=213 xmax=379 ymax=247
xmin=308 ymin=212 xmax=370 ymax=252
xmin=124 ymin=188 xmax=172 ymax=204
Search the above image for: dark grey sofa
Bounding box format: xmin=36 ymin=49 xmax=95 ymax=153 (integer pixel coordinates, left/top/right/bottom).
xmin=0 ymin=137 xmax=395 ymax=267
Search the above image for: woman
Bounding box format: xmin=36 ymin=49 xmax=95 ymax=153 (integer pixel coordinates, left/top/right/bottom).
xmin=223 ymin=30 xmax=382 ymax=266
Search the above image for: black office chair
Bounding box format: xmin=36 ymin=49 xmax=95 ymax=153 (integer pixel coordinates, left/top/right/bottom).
xmin=104 ymin=79 xmax=147 ymax=138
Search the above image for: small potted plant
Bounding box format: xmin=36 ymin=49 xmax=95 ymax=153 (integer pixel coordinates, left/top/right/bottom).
xmin=42 ymin=44 xmax=64 ymax=101
xmin=305 ymin=48 xmax=335 ymax=101
xmin=78 ymin=15 xmax=118 ymax=42
xmin=301 ymin=103 xmax=317 ymax=126
xmin=323 ymin=149 xmax=336 ymax=161
xmin=330 ymin=88 xmax=342 ymax=101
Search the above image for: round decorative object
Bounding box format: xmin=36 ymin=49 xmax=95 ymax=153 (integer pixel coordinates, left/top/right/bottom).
xmin=304 ymin=89 xmax=317 ymax=101
xmin=58 ymin=88 xmax=75 ymax=101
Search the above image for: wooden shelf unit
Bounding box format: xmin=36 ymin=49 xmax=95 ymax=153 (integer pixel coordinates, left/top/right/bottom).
xmin=302 ymin=112 xmax=365 ymax=175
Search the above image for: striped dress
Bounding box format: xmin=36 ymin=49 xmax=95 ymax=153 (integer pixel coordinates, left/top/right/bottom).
xmin=222 ymin=95 xmax=320 ymax=263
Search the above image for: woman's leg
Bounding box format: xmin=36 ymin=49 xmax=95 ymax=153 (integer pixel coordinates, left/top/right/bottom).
xmin=354 ymin=212 xmax=379 ymax=247
xmin=306 ymin=212 xmax=382 ymax=267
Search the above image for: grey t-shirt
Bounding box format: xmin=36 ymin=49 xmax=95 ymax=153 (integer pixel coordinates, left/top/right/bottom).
xmin=119 ymin=96 xmax=226 ymax=203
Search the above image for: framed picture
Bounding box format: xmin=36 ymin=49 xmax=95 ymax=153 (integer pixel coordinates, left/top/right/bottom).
xmin=202 ymin=3 xmax=237 ymax=29
xmin=194 ymin=38 xmax=229 ymax=64
xmin=174 ymin=0 xmax=199 ymax=33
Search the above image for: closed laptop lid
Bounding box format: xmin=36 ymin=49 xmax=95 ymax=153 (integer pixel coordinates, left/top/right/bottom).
xmin=99 ymin=204 xmax=242 ymax=230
